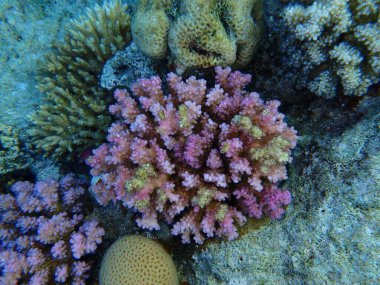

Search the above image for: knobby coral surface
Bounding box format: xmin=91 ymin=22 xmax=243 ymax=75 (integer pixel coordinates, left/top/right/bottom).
xmin=87 ymin=67 xmax=297 ymax=244
xmin=132 ymin=0 xmax=263 ymax=71
xmin=30 ymin=0 xmax=131 ymax=159
xmin=0 ymin=174 xmax=105 ymax=284
xmin=283 ymin=0 xmax=380 ymax=97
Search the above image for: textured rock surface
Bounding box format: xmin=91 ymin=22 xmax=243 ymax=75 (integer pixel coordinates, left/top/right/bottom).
xmin=186 ymin=97 xmax=380 ymax=284
xmin=101 ymin=43 xmax=157 ymax=90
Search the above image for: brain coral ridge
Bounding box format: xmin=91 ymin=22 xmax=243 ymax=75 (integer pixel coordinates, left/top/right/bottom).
xmin=99 ymin=235 xmax=179 ymax=285
xmin=87 ymin=67 xmax=297 ymax=244
xmin=132 ymin=0 xmax=263 ymax=70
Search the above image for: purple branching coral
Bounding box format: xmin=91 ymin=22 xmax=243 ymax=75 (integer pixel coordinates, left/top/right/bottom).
xmin=0 ymin=174 xmax=105 ymax=285
xmin=87 ymin=67 xmax=297 ymax=244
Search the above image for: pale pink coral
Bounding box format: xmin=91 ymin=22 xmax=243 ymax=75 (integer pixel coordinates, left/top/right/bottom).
xmin=87 ymin=67 xmax=297 ymax=244
xmin=0 ymin=175 xmax=104 ymax=284
xmin=70 ymin=221 xmax=105 ymax=259
xmin=51 ymin=240 xmax=68 ymax=259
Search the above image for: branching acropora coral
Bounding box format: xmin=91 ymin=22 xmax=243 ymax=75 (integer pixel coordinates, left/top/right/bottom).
xmin=30 ymin=0 xmax=131 ymax=159
xmin=283 ymin=0 xmax=380 ymax=97
xmin=87 ymin=67 xmax=297 ymax=244
xmin=132 ymin=0 xmax=263 ymax=70
xmin=0 ymin=174 xmax=105 ymax=284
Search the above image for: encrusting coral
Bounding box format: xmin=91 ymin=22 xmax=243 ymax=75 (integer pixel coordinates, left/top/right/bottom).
xmin=99 ymin=235 xmax=179 ymax=285
xmin=283 ymin=0 xmax=380 ymax=97
xmin=30 ymin=0 xmax=131 ymax=159
xmin=0 ymin=174 xmax=105 ymax=284
xmin=86 ymin=67 xmax=297 ymax=244
xmin=132 ymin=0 xmax=263 ymax=71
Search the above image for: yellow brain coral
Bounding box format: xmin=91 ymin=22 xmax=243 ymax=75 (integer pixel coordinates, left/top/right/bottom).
xmin=132 ymin=0 xmax=170 ymax=59
xmin=169 ymin=0 xmax=237 ymax=70
xmin=222 ymin=0 xmax=264 ymax=67
xmin=99 ymin=235 xmax=179 ymax=285
xmin=132 ymin=0 xmax=263 ymax=71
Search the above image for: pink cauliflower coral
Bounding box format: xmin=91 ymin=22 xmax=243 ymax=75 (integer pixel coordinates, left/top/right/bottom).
xmin=0 ymin=174 xmax=105 ymax=285
xmin=87 ymin=67 xmax=297 ymax=244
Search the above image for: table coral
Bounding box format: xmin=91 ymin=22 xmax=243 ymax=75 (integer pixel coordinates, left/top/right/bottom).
xmin=0 ymin=174 xmax=105 ymax=284
xmin=86 ymin=67 xmax=297 ymax=244
xmin=283 ymin=0 xmax=380 ymax=97
xmin=30 ymin=0 xmax=131 ymax=159
xmin=132 ymin=0 xmax=263 ymax=71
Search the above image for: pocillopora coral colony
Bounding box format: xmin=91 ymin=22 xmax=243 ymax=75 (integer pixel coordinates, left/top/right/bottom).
xmin=132 ymin=0 xmax=264 ymax=70
xmin=0 ymin=175 xmax=105 ymax=284
xmin=284 ymin=0 xmax=380 ymax=98
xmin=86 ymin=67 xmax=297 ymax=244
xmin=30 ymin=1 xmax=131 ymax=159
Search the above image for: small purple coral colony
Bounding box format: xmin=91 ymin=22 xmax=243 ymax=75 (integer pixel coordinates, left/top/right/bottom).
xmin=87 ymin=67 xmax=297 ymax=244
xmin=0 ymin=175 xmax=105 ymax=284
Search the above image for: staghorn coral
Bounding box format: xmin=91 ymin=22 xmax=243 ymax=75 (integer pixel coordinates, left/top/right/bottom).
xmin=132 ymin=0 xmax=263 ymax=71
xmin=30 ymin=0 xmax=131 ymax=159
xmin=86 ymin=67 xmax=297 ymax=244
xmin=0 ymin=174 xmax=105 ymax=284
xmin=0 ymin=123 xmax=28 ymax=177
xmin=283 ymin=0 xmax=380 ymax=97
